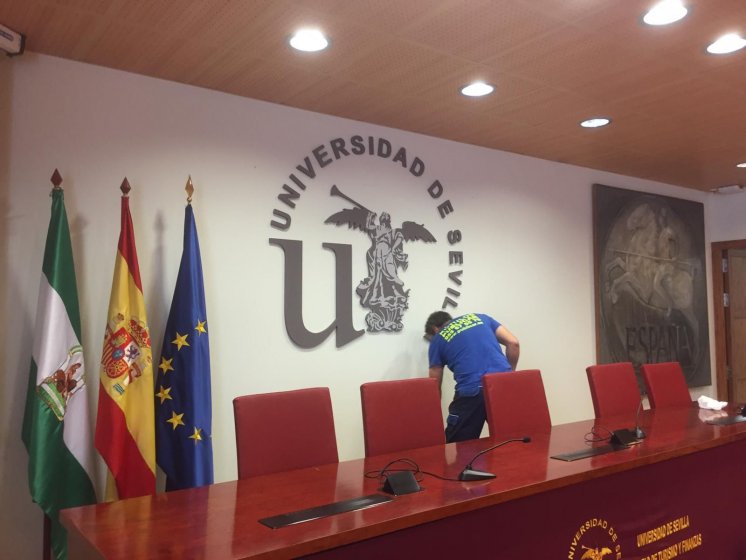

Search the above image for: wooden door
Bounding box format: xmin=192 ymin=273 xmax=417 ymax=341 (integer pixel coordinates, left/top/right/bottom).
xmin=730 ymin=249 xmax=746 ymax=403
xmin=711 ymin=240 xmax=746 ymax=402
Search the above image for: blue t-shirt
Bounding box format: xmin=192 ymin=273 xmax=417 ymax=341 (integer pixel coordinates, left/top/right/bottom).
xmin=428 ymin=313 xmax=512 ymax=397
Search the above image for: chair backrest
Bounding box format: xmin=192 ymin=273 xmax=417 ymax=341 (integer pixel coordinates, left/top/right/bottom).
xmin=233 ymin=387 xmax=339 ymax=479
xmin=640 ymin=362 xmax=692 ymax=409
xmin=586 ymin=362 xmax=641 ymax=419
xmin=360 ymin=378 xmax=444 ymax=457
xmin=483 ymin=370 xmax=551 ymax=440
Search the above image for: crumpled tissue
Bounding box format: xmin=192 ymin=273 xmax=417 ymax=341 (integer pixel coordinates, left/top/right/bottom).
xmin=697 ymin=395 xmax=727 ymax=410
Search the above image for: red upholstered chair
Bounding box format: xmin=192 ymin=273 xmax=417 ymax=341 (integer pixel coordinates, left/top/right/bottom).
xmin=483 ymin=370 xmax=552 ymax=440
xmin=233 ymin=387 xmax=339 ymax=479
xmin=360 ymin=378 xmax=445 ymax=457
xmin=640 ymin=362 xmax=692 ymax=409
xmin=586 ymin=362 xmax=642 ymax=419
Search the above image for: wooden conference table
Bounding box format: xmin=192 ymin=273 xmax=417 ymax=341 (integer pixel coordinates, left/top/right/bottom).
xmin=62 ymin=406 xmax=746 ymax=559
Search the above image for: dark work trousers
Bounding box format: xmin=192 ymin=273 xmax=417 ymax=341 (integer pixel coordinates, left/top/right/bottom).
xmin=444 ymin=389 xmax=486 ymax=443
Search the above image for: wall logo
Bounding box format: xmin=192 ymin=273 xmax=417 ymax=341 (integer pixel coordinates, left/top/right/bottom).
xmin=568 ymin=518 xmax=622 ymax=560
xmin=325 ymin=184 xmax=436 ymax=332
xmin=268 ymin=135 xmax=464 ymax=349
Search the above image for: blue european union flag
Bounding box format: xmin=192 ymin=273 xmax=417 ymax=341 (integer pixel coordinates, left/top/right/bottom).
xmin=155 ymin=203 xmax=213 ymax=490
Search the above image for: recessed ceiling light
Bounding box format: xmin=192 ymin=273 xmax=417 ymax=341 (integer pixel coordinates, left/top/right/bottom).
xmin=706 ymin=33 xmax=746 ymax=55
xmin=289 ymin=29 xmax=329 ymax=52
xmin=738 ymin=162 xmax=746 ymax=168
xmin=461 ymin=82 xmax=494 ymax=97
xmin=580 ymin=117 xmax=611 ymax=128
xmin=643 ymin=0 xmax=688 ymax=26
xmin=711 ymin=184 xmax=744 ymax=194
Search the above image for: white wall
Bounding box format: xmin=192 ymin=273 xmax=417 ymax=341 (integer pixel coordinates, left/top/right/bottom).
xmin=0 ymin=53 xmax=721 ymax=558
xmin=708 ymin=192 xmax=746 ymax=242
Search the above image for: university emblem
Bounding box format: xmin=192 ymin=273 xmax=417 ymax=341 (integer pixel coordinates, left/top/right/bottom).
xmin=102 ymin=313 xmax=151 ymax=391
xmin=581 ymin=546 xmax=613 ymax=560
xmin=325 ymin=185 xmax=436 ymax=332
xmin=37 ymin=345 xmax=85 ymax=421
xmin=568 ymin=518 xmax=621 ymax=560
xmin=268 ymin=134 xmax=465 ymax=349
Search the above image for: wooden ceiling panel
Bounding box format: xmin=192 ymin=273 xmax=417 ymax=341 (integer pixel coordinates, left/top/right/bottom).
xmin=313 ymin=0 xmax=450 ymax=36
xmin=579 ymin=0 xmax=746 ymax=72
xmin=493 ymin=87 xmax=614 ymax=129
xmin=216 ymin=57 xmax=324 ymax=106
xmin=484 ymin=25 xmax=648 ymax=95
xmin=401 ymin=0 xmax=565 ymax=63
xmin=512 ymin=0 xmax=625 ymax=24
xmin=342 ymin=37 xmax=467 ymax=93
xmin=474 ymin=120 xmax=569 ymax=155
xmin=283 ymin=78 xmax=400 ymax=123
xmin=700 ymin=58 xmax=746 ymax=92
xmin=143 ymin=1 xmax=288 ymax=82
xmin=1 ymin=0 xmax=745 ymax=191
xmin=619 ymin=78 xmax=746 ymax=126
xmin=250 ymin=22 xmax=393 ymax=81
xmin=8 ymin=3 xmax=98 ymax=58
xmin=567 ymin=58 xmax=687 ymax=106
xmin=406 ymin=67 xmax=543 ymax=117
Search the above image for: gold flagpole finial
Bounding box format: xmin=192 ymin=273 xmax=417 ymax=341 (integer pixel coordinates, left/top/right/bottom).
xmin=50 ymin=169 xmax=63 ymax=192
xmin=120 ymin=177 xmax=131 ymax=197
xmin=185 ymin=175 xmax=194 ymax=204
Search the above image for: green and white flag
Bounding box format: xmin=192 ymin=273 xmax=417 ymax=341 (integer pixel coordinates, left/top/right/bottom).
xmin=22 ymin=184 xmax=96 ymax=560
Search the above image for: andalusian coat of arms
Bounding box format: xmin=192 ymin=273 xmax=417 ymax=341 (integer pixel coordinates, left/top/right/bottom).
xmin=37 ymin=346 xmax=85 ymax=421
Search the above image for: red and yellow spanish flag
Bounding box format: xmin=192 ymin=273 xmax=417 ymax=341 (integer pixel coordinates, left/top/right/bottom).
xmin=95 ymin=179 xmax=155 ymax=500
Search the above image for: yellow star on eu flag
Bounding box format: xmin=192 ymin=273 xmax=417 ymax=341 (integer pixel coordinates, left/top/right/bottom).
xmin=159 ymin=356 xmax=174 ymax=374
xmin=155 ymin=386 xmax=172 ymax=404
xmin=189 ymin=427 xmax=203 ymax=442
xmin=172 ymin=332 xmax=190 ymax=350
xmin=167 ymin=411 xmax=185 ymax=430
xmin=195 ymin=320 xmax=207 ymax=335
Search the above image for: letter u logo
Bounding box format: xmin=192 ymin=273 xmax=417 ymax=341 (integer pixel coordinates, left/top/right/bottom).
xmin=269 ymin=238 xmax=364 ymax=348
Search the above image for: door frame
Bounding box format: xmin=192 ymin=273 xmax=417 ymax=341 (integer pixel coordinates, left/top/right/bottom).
xmin=711 ymin=239 xmax=746 ymax=401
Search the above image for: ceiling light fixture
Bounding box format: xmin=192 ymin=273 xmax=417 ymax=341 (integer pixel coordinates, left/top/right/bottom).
xmin=643 ymin=0 xmax=688 ymax=26
xmin=706 ymin=33 xmax=746 ymax=55
xmin=710 ymin=184 xmax=744 ymax=194
xmin=737 ymin=162 xmax=746 ymax=168
xmin=580 ymin=117 xmax=611 ymax=128
xmin=0 ymin=22 xmax=25 ymax=56
xmin=642 ymin=0 xmax=688 ymax=25
xmin=289 ymin=29 xmax=329 ymax=52
xmin=461 ymin=82 xmax=494 ymax=97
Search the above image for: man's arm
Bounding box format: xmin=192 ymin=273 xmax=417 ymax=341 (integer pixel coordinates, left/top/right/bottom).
xmin=429 ymin=366 xmax=444 ymax=396
xmin=496 ymin=325 xmax=520 ymax=371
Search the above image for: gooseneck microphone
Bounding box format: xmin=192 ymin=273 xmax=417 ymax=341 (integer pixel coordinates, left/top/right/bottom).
xmin=458 ymin=437 xmax=532 ymax=481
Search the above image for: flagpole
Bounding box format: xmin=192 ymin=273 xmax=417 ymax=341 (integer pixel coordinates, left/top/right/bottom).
xmin=121 ymin=177 xmax=131 ymax=196
xmin=25 ymin=168 xmax=97 ymax=559
xmin=42 ymin=514 xmax=51 ymax=560
xmin=186 ymin=175 xmax=194 ymax=204
xmin=96 ymin=174 xmax=157 ymax=501
xmin=43 ymin=169 xmax=63 ymax=560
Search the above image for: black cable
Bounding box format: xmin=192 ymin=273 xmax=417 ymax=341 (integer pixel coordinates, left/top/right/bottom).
xmin=365 ymin=458 xmax=462 ymax=484
xmin=365 ymin=458 xmax=424 ymax=484
xmin=584 ymin=424 xmax=613 ymax=444
xmin=419 ymin=470 xmax=463 ymax=482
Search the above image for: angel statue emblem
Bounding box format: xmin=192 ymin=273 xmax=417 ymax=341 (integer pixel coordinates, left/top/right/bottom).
xmin=581 ymin=546 xmax=613 ymax=560
xmin=325 ymin=185 xmax=436 ymax=332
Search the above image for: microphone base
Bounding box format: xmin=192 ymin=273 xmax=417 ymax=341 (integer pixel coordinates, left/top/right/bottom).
xmin=458 ymin=469 xmax=496 ymax=481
